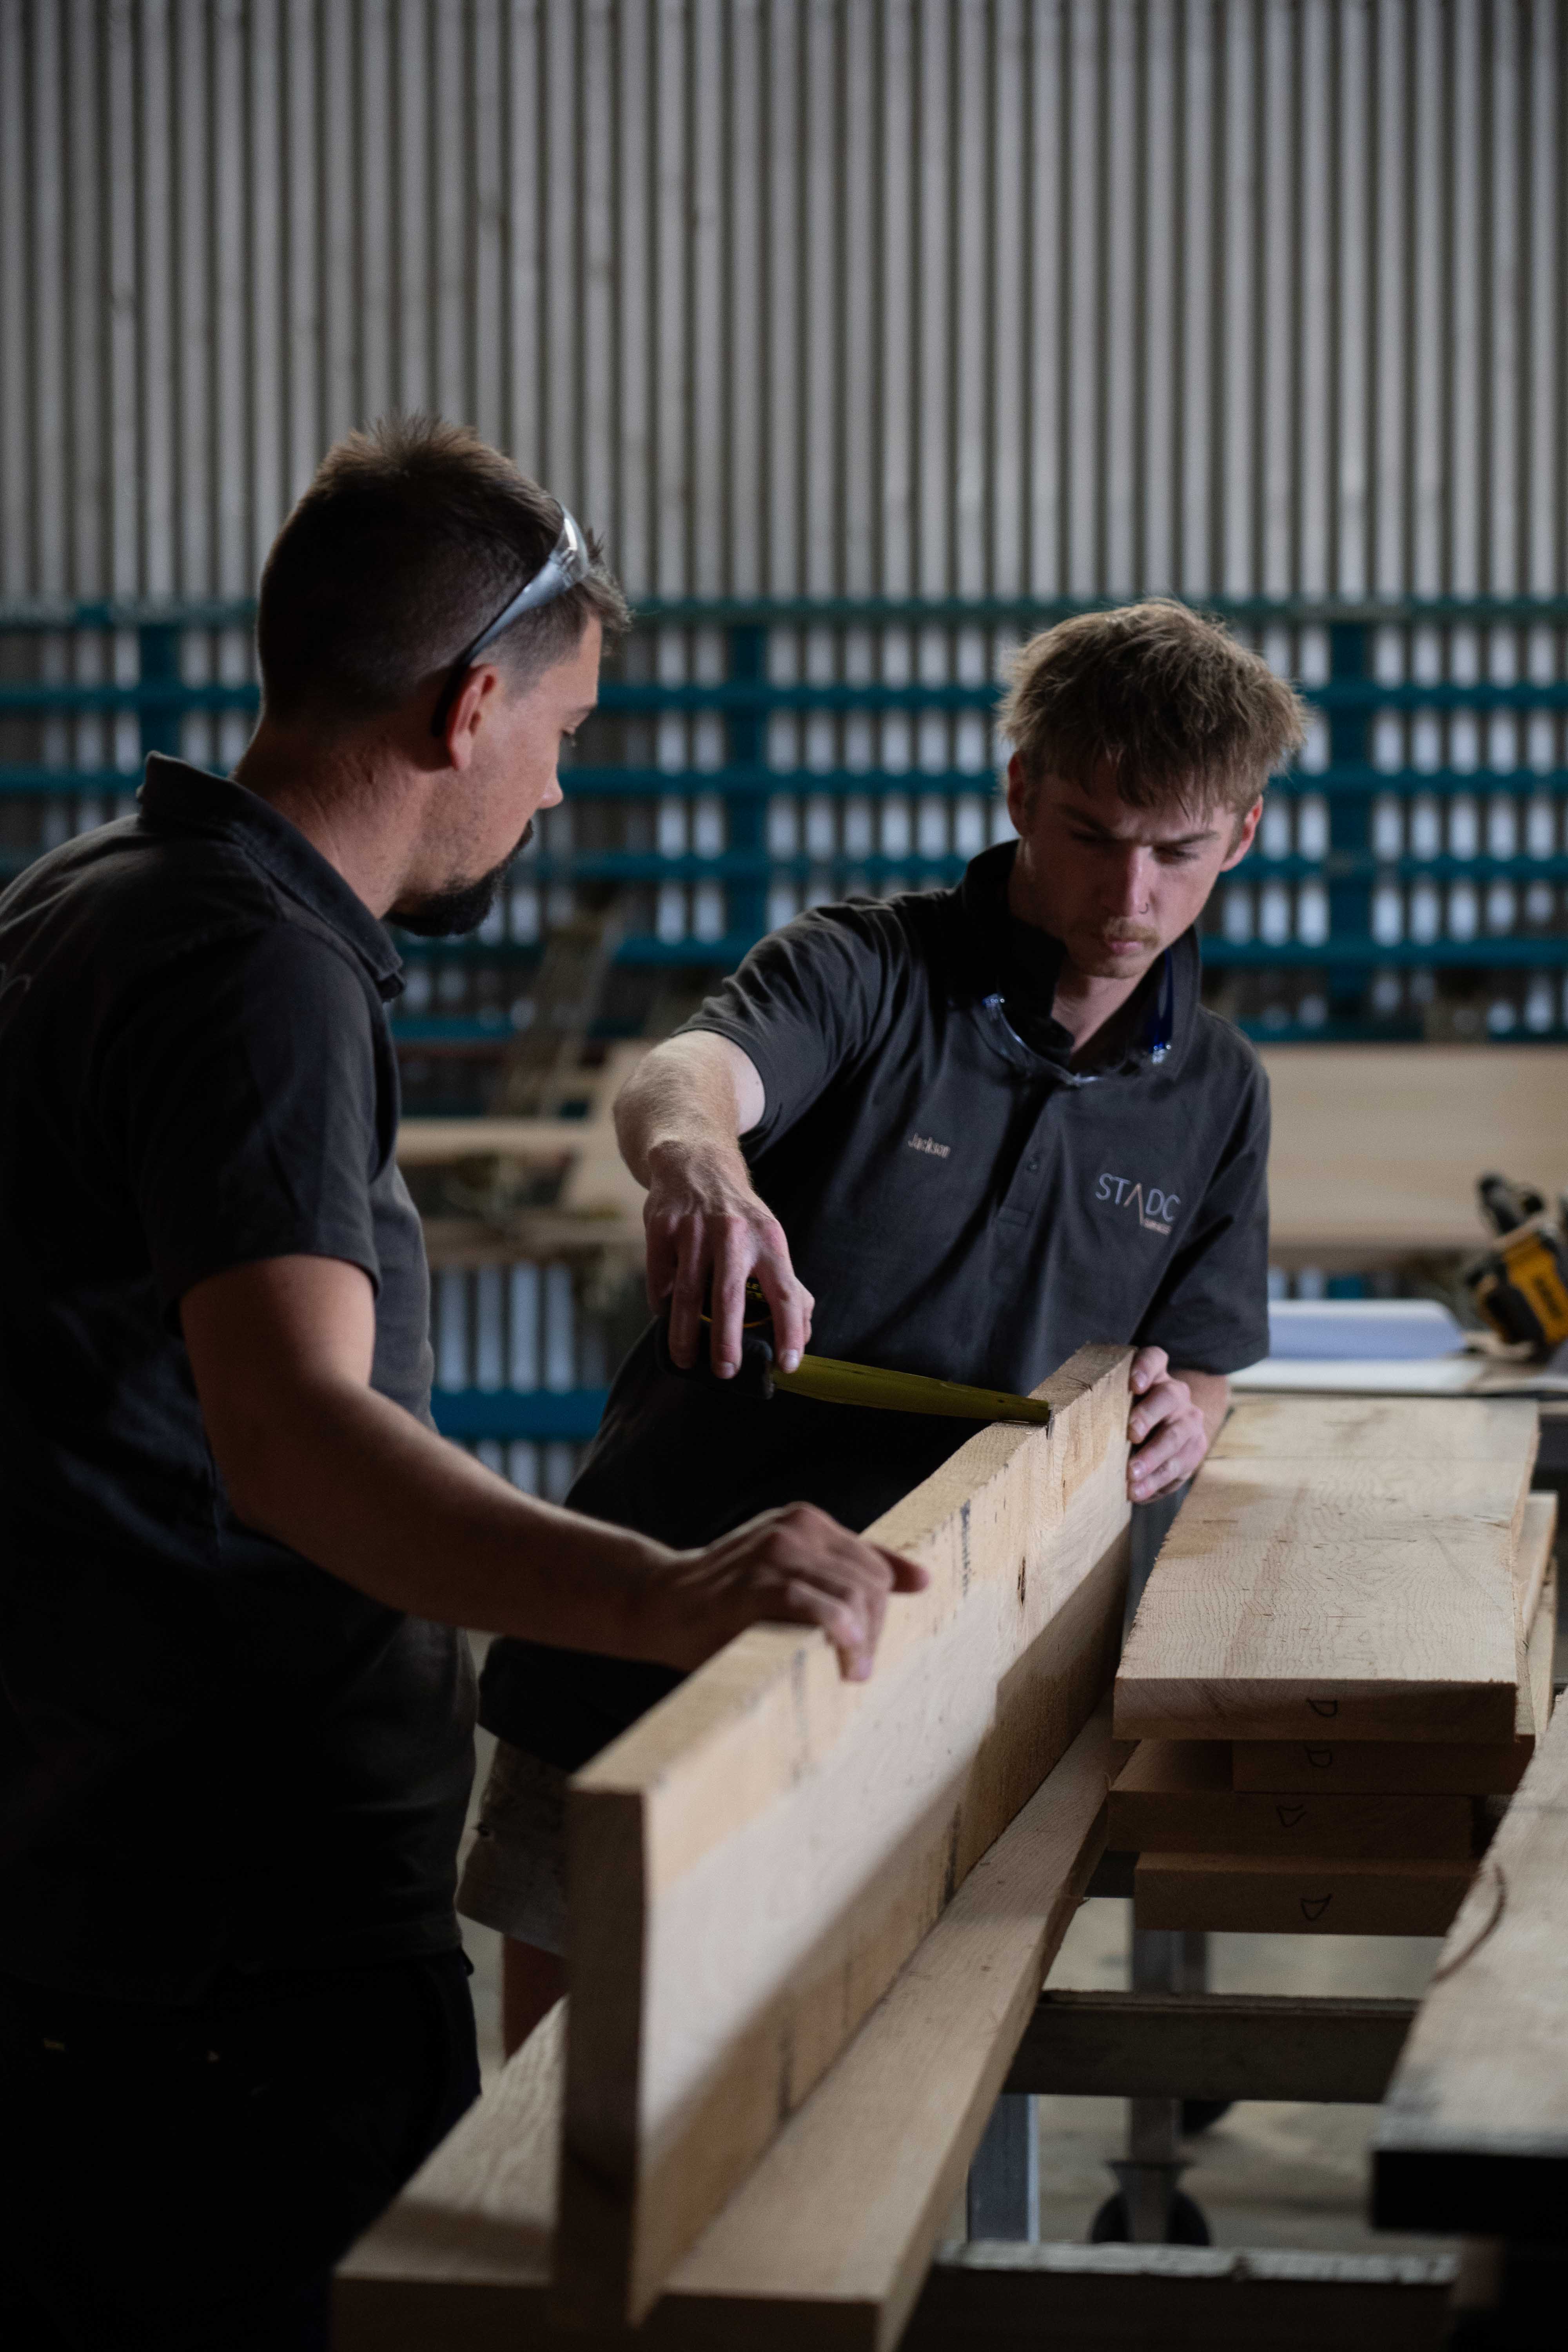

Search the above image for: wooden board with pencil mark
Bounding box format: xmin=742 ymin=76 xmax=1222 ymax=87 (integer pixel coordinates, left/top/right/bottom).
xmin=1114 ymin=1397 xmax=1536 ymax=1745
xmin=1109 ymin=1739 xmax=1474 ymax=1860
xmin=555 ymin=1344 xmax=1134 ymax=2329
xmin=1135 ymin=1851 xmax=1475 ymax=1937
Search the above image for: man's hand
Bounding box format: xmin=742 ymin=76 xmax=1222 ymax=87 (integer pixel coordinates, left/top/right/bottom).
xmin=644 ymin=1140 xmax=814 ymax=1378
xmin=616 ymin=1031 xmax=813 ymax=1377
xmin=1126 ymin=1348 xmax=1229 ymax=1502
xmin=638 ymin=1503 xmax=929 ymax=1681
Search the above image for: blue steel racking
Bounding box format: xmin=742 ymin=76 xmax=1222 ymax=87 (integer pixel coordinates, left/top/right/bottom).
xmin=6 ymin=595 xmax=1568 ymax=1033
xmin=8 ymin=596 xmax=1568 ymax=1445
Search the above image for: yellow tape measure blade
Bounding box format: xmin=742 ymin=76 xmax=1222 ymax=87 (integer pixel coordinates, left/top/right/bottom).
xmin=771 ymin=1354 xmax=1053 ymax=1427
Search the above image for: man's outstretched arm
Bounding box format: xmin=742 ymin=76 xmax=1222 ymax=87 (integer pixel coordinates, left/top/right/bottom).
xmin=181 ymin=1253 xmax=925 ymax=1679
xmin=615 ymin=1031 xmax=815 ymax=1378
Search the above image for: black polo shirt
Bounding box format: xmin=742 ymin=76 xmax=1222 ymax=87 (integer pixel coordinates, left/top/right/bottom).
xmin=0 ymin=756 xmax=474 ymax=2003
xmin=480 ymin=841 xmax=1270 ymax=1770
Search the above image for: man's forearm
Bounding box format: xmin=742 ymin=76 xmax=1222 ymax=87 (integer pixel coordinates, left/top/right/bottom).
xmin=614 ymin=1033 xmax=760 ymax=1187
xmin=222 ymin=1369 xmax=670 ymax=1650
xmin=613 ymin=1033 xmax=810 ymax=1371
xmin=183 ymin=1256 xmax=922 ymax=1682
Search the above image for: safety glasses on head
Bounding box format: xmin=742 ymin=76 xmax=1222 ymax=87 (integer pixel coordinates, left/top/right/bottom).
xmin=429 ymin=507 xmax=591 ymax=737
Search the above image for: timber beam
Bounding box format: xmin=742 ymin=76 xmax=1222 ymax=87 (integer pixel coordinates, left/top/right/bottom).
xmin=902 ymin=2243 xmax=1459 ymax=2352
xmin=1003 ymin=1990 xmax=1417 ymax=2105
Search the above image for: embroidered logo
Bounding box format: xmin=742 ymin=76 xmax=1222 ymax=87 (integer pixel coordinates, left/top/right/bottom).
xmin=907 ymin=1132 xmax=952 ymax=1160
xmin=1094 ymin=1172 xmax=1178 ymax=1235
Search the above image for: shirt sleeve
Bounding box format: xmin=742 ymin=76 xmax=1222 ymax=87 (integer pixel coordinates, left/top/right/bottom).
xmin=100 ymin=925 xmax=386 ymax=1313
xmin=1135 ymin=1060 xmax=1271 ymax=1374
xmin=676 ymin=901 xmax=905 ymax=1152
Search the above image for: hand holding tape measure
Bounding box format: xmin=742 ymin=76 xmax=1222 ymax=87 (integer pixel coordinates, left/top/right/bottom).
xmin=655 ymin=1278 xmax=1054 ymax=1430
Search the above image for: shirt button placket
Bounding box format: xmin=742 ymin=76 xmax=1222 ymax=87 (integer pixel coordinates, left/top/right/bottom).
xmin=1000 ymin=1103 xmax=1053 ymax=1221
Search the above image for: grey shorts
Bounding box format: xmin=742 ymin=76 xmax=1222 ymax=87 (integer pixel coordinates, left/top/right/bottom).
xmin=456 ymin=1738 xmax=570 ymax=1956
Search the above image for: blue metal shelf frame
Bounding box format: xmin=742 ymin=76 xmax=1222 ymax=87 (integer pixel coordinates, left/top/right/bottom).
xmin=429 ymin=1387 xmax=608 ymax=1443
xmin=7 ymin=596 xmax=1568 ymax=1015
xmin=10 ymin=596 xmax=1568 ymax=1451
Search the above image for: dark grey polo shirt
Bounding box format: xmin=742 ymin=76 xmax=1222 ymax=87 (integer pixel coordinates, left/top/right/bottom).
xmin=0 ymin=756 xmax=474 ymax=2002
xmin=481 ymin=840 xmax=1270 ymax=1770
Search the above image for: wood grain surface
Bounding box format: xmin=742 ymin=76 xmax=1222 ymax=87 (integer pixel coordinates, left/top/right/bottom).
xmin=1114 ymin=1397 xmax=1535 ymax=1744
xmin=338 ymin=1713 xmax=1119 ymax=2352
xmin=556 ymin=1344 xmax=1134 ymax=2329
xmin=1135 ymin=1851 xmax=1475 ymax=1936
xmin=1232 ymin=1503 xmax=1557 ymax=1795
xmin=334 ymin=2006 xmax=561 ymax=2349
xmin=661 ymin=1704 xmax=1121 ymax=2352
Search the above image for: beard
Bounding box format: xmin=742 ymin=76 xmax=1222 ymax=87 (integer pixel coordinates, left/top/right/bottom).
xmin=391 ymin=821 xmax=534 ymax=938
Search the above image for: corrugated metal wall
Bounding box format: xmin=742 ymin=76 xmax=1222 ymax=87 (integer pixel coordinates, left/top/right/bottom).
xmin=3 ymin=0 xmax=1564 ymax=607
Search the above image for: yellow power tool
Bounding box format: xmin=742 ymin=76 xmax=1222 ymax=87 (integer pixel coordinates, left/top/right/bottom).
xmin=1465 ymin=1174 xmax=1568 ymax=1353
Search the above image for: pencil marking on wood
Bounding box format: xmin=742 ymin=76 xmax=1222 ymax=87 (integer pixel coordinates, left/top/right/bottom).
xmin=1307 ymin=1748 xmax=1334 ymax=1768
xmin=1308 ymin=1699 xmax=1340 ymax=1719
xmin=1301 ymin=1895 xmax=1332 ymax=1921
xmin=1018 ymin=1553 xmax=1027 ymax=1608
xmin=960 ymin=1500 xmax=971 ymax=1595
xmin=1427 ymin=1858 xmax=1508 ymax=1986
xmin=1276 ymin=1804 xmax=1307 ymax=1829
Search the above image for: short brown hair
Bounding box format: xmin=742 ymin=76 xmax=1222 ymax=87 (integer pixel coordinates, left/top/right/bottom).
xmin=999 ymin=599 xmax=1308 ymax=818
xmin=256 ymin=416 xmax=629 ymax=727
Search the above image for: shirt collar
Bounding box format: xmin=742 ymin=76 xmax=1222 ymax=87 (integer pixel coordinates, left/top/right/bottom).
xmin=956 ymin=839 xmax=1196 ymax=1076
xmin=136 ymin=755 xmax=405 ymax=998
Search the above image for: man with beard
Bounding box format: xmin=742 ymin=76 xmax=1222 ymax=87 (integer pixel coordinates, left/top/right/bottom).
xmin=469 ymin=600 xmax=1308 ymax=2050
xmin=0 ymin=418 xmax=922 ymax=2351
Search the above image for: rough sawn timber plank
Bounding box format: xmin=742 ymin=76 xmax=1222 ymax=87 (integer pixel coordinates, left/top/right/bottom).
xmin=661 ymin=1702 xmax=1122 ymax=2352
xmin=1135 ymin=1851 xmax=1475 ymax=1937
xmin=1234 ymin=1499 xmax=1557 ymax=1795
xmin=335 ymin=2004 xmax=563 ymax=2352
xmin=1374 ymin=1691 xmax=1568 ymax=2241
xmin=556 ymin=1343 xmax=1133 ymax=2328
xmin=336 ymin=1711 xmax=1122 ymax=2352
xmin=1114 ymin=1396 xmax=1535 ymax=1744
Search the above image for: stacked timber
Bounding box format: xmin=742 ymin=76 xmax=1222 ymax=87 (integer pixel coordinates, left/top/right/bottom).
xmin=1112 ymin=1397 xmax=1553 ymax=1936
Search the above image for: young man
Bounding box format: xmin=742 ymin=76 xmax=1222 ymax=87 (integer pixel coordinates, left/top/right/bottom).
xmin=468 ymin=600 xmax=1308 ymax=2047
xmin=0 ymin=419 xmax=922 ymax=2351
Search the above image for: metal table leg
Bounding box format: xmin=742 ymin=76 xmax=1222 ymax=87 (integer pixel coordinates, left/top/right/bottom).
xmin=1095 ymin=1924 xmax=1212 ymax=2243
xmin=966 ymin=2092 xmax=1039 ymax=2241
